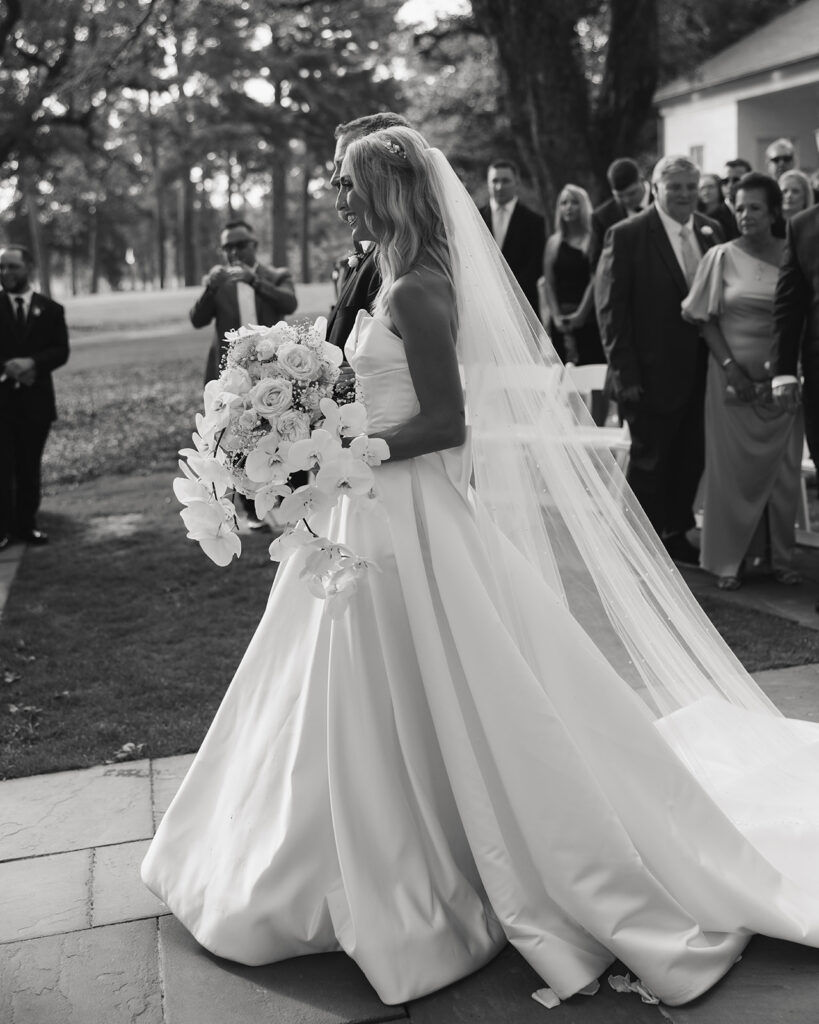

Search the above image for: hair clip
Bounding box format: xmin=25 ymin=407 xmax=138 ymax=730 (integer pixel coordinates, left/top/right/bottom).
xmin=381 ymin=137 xmax=407 ymax=160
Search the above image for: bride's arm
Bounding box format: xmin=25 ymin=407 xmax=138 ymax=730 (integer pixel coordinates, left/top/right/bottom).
xmin=368 ymin=273 xmax=466 ymax=462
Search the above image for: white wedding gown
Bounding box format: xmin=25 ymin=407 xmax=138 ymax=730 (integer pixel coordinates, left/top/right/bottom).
xmin=142 ymin=311 xmax=819 ymax=1006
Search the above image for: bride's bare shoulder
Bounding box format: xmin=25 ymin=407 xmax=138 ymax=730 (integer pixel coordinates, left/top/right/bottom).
xmin=390 ymin=266 xmax=453 ymax=312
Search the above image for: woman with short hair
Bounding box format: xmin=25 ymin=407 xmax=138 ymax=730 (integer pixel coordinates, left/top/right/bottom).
xmin=683 ymin=171 xmax=803 ymax=589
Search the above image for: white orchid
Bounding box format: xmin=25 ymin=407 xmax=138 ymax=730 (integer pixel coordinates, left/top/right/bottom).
xmin=245 ymin=436 xmax=293 ymax=484
xmin=320 ymin=340 xmax=343 ymax=367
xmin=268 ymin=527 xmax=320 ymax=563
xmin=288 ymin=429 xmax=342 ymax=471
xmin=319 ymin=397 xmax=368 ymax=437
xmin=315 ymin=451 xmax=374 ymax=498
xmin=349 ymin=434 xmax=390 ymax=467
xmin=254 ymin=483 xmax=292 ymax=520
xmin=279 ymin=485 xmax=336 ymax=523
xmin=180 ymin=500 xmax=241 ymax=566
xmin=177 ymin=449 xmax=233 ymax=496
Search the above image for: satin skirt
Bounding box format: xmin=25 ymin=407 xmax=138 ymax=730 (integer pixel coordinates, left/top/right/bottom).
xmin=143 ymin=451 xmax=819 ymax=1005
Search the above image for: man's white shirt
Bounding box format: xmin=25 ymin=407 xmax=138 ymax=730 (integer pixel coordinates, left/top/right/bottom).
xmin=237 ymin=265 xmax=259 ymax=326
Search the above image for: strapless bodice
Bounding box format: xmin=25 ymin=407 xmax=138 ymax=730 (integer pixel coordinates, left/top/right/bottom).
xmin=345 ymin=311 xmax=420 ymax=432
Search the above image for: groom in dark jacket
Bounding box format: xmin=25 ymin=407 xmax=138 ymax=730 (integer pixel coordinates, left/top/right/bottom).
xmin=326 ymin=112 xmax=410 ymax=351
xmin=0 ymin=245 xmax=69 ymax=547
xmin=595 ymin=155 xmax=722 ymax=564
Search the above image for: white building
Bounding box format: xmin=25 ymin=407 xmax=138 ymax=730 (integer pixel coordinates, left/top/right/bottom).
xmin=655 ymin=0 xmax=819 ymax=173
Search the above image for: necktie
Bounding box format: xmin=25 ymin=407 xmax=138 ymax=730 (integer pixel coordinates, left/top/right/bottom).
xmin=14 ymin=296 xmax=25 ymax=328
xmin=679 ymin=225 xmax=701 ymax=287
xmin=493 ymin=204 xmax=510 ymax=247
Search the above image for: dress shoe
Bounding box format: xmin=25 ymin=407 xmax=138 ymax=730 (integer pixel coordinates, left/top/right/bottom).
xmin=0 ymin=534 xmax=11 ymax=551
xmin=663 ymin=533 xmax=700 ymax=567
xmin=22 ymin=529 xmax=49 ymax=545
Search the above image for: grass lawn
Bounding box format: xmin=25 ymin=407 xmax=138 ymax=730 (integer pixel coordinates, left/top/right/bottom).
xmin=3 ymin=354 xmax=819 ymax=778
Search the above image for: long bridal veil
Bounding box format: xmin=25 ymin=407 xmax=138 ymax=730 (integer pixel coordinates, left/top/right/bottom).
xmin=421 ymin=142 xmax=819 ymax=846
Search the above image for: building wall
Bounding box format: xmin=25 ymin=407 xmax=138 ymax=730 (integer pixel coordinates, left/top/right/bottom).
xmin=737 ymin=82 xmax=819 ymax=171
xmin=660 ymin=99 xmax=738 ymax=172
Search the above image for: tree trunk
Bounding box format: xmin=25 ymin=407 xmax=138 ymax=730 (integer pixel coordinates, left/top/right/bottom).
xmin=300 ymin=151 xmax=310 ymax=284
xmin=271 ymin=150 xmax=289 ymax=268
xmin=89 ymin=208 xmax=101 ymax=294
xmin=149 ymin=98 xmax=166 ymax=289
xmin=180 ymin=170 xmax=197 ymax=286
xmin=20 ymin=172 xmax=51 ymax=297
xmin=470 ymin=0 xmax=660 ymax=210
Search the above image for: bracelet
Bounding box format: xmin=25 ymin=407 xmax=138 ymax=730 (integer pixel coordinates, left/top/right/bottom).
xmin=721 ymin=356 xmax=735 ymax=369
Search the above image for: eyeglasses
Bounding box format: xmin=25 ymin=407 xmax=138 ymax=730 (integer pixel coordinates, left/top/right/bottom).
xmin=768 ymin=155 xmax=793 ymax=164
xmin=221 ymin=240 xmax=255 ymax=252
xmin=721 ymin=176 xmax=744 ymax=185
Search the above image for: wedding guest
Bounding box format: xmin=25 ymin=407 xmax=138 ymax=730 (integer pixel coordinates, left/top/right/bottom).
xmin=774 ymin=200 xmax=819 ymax=504
xmin=780 ymin=169 xmax=814 ymax=222
xmin=698 ymin=173 xmax=738 ymax=240
xmin=721 ymin=159 xmax=752 ymax=212
xmin=541 ymin=185 xmax=603 ymax=368
xmin=766 ymin=138 xmax=795 ymax=181
xmin=0 ymin=245 xmax=69 ymax=548
xmin=590 ymin=157 xmax=649 ymax=268
xmin=479 ymin=159 xmax=546 ymax=314
xmin=682 ymin=173 xmax=802 ymax=590
xmin=595 ymin=155 xmax=722 ymax=565
xmin=190 ymin=220 xmax=297 ymax=529
xmin=191 ymin=220 xmax=297 ymax=384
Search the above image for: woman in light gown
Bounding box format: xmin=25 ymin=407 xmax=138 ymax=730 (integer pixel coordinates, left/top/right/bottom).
xmin=142 ymin=129 xmax=819 ymax=1010
xmin=682 ymin=172 xmax=804 ymax=591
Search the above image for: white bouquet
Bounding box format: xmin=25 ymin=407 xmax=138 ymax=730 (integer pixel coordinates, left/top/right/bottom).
xmin=174 ymin=317 xmax=389 ymax=616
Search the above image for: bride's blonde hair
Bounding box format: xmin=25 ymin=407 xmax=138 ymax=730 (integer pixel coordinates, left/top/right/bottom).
xmin=343 ymin=127 xmax=453 ymax=320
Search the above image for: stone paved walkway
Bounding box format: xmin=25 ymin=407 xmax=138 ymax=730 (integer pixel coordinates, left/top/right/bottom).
xmin=3 ymin=543 xmax=819 ymax=1021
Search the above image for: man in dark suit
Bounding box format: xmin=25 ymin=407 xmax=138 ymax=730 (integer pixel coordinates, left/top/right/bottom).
xmin=326 ymin=112 xmax=410 ymax=351
xmin=595 ymin=155 xmax=722 ymax=564
xmin=479 ymin=160 xmax=546 ymax=315
xmin=589 ymin=158 xmax=649 ymax=269
xmin=774 ymin=204 xmax=819 ymax=479
xmin=190 ymin=220 xmax=297 ymax=383
xmin=0 ymin=245 xmax=69 ymax=548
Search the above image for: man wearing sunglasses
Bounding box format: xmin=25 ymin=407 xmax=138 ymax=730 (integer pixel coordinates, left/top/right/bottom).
xmin=765 ymin=139 xmax=796 ymax=181
xmin=191 ymin=219 xmax=298 ymax=383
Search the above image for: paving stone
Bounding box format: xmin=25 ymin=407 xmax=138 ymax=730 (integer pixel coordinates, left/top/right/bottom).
xmin=92 ymin=840 xmax=168 ymax=927
xmin=754 ymin=664 xmax=819 ymax=723
xmin=160 ymin=915 xmax=406 ymax=1024
xmin=407 ymin=946 xmax=663 ymax=1023
xmin=0 ymin=918 xmax=162 ymax=1024
xmin=0 ymin=760 xmax=153 ymax=861
xmin=0 ymin=849 xmax=90 ymax=943
xmin=150 ymin=753 xmax=195 ymax=827
xmin=661 ymin=937 xmax=819 ymax=1024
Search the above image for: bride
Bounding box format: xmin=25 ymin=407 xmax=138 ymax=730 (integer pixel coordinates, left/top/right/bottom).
xmin=142 ymin=127 xmax=819 ymax=1008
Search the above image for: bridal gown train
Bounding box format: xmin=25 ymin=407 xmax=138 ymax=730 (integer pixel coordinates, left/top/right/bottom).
xmin=142 ymin=311 xmax=819 ymax=1006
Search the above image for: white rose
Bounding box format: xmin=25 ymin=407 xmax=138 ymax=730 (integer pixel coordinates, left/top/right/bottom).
xmin=219 ymin=366 xmax=253 ymax=395
xmin=256 ymin=337 xmax=278 ymax=361
xmin=276 ymin=409 xmax=312 ymax=442
xmin=249 ymin=378 xmax=293 ymax=418
xmin=238 ymin=409 xmax=260 ymax=431
xmin=276 ymin=342 xmax=321 ymax=382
